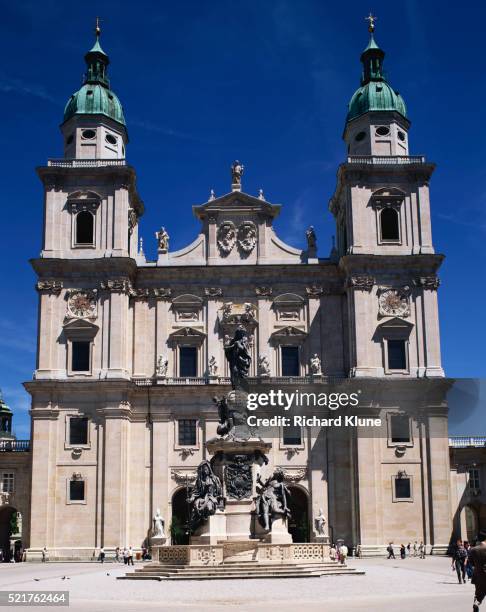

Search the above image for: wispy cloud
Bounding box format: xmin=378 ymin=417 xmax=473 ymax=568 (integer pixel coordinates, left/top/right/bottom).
xmin=0 ymin=75 xmax=58 ymax=105
xmin=130 ymin=118 xmax=213 ymax=144
xmin=0 ymin=317 xmax=36 ymax=354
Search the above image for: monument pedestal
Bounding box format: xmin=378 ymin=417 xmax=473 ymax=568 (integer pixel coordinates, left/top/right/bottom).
xmin=150 ymin=535 xmax=167 ymax=547
xmin=191 ymin=511 xmax=227 ymax=545
xmin=263 ymin=517 xmax=293 ymax=544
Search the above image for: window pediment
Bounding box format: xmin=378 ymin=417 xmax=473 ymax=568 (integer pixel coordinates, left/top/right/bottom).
xmin=63 ymin=318 xmax=99 ymax=338
xmin=168 ymin=326 xmax=206 ymax=346
xmin=271 ymin=326 xmax=307 ymax=343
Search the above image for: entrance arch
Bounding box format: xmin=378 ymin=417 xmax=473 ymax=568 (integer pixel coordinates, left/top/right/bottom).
xmin=287 ymin=486 xmax=310 ymax=542
xmin=0 ymin=506 xmax=21 ymax=561
xmin=170 ymin=488 xmax=190 ymax=545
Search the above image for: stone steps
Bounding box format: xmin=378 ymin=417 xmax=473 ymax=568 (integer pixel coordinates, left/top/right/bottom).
xmin=118 ymin=561 xmax=364 ymax=581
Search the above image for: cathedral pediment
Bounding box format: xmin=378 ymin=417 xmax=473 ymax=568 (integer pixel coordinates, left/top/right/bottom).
xmin=193 ymin=190 xmax=280 ymax=221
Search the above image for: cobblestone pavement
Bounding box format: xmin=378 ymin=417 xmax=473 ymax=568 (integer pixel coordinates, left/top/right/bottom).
xmin=0 ymin=557 xmax=474 ymax=612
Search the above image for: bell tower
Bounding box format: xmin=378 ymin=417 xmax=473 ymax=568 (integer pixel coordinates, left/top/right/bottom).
xmin=61 ymin=19 xmax=128 ymax=160
xmin=329 ymin=16 xmax=444 ymax=379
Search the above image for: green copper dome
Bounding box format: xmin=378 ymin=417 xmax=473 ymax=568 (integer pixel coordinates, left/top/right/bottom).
xmin=346 ymin=32 xmax=407 ymax=123
xmin=63 ymin=32 xmax=126 ymax=127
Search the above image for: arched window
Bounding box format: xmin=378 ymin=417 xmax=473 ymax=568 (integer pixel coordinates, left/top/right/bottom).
xmin=380 ymin=207 xmax=400 ymax=242
xmin=75 ymin=211 xmax=94 ymax=245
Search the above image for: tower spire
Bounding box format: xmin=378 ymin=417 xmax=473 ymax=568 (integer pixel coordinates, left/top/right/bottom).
xmin=84 ymin=18 xmax=110 ymax=87
xmin=365 ymin=12 xmax=377 ymax=33
xmin=360 ymin=12 xmax=384 ymax=85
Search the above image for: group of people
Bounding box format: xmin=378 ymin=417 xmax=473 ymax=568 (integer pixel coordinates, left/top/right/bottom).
xmin=96 ymin=546 xmax=148 ymax=564
xmin=329 ymin=542 xmax=349 ymax=565
xmin=386 ymin=541 xmax=426 ymax=559
xmin=451 ymin=537 xmax=486 ymax=612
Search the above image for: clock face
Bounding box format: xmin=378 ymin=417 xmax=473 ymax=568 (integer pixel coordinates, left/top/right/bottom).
xmin=68 ymin=292 xmax=96 ymax=318
xmin=379 ymin=289 xmax=409 ymax=317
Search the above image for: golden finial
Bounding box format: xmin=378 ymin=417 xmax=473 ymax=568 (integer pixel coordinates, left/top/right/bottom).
xmin=365 ymin=12 xmax=377 ymax=33
xmin=95 ymin=16 xmax=101 ymax=38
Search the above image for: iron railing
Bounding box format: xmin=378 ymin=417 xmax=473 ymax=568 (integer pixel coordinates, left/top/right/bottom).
xmin=47 ymin=159 xmax=126 ymax=168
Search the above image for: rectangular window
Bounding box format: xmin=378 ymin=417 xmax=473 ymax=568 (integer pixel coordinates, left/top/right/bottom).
xmin=69 ymin=417 xmax=89 ymax=446
xmin=394 ymin=477 xmax=411 ymax=499
xmin=1 ymin=473 xmax=14 ymax=493
xmin=178 ymin=419 xmax=197 ymax=446
xmin=283 ymin=425 xmax=302 ymax=446
xmin=469 ymin=468 xmax=480 ymax=490
xmin=179 ymin=347 xmax=197 ymax=377
xmin=387 ymin=339 xmax=406 ymax=370
xmin=69 ymin=480 xmax=85 ymax=502
xmin=72 ymin=341 xmax=90 ymax=372
xmin=281 ymin=346 xmax=299 ymax=376
xmin=390 ymin=415 xmax=411 ymax=444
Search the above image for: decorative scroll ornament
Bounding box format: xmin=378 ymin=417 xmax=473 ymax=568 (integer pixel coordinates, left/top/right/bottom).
xmin=237 ymin=221 xmax=257 ymax=254
xmin=255 ymin=286 xmax=273 ymax=296
xmin=280 ymin=468 xmax=307 ymax=482
xmin=132 ymin=287 xmax=172 ymax=299
xmin=217 ymin=221 xmax=237 ymax=254
xmin=347 ymin=276 xmax=375 ymax=291
xmin=306 ymin=284 xmax=324 ymax=297
xmin=414 ymin=276 xmax=440 ymax=290
xmin=378 ymin=287 xmax=410 ymax=318
xmin=36 ymin=280 xmax=63 ymax=295
xmin=171 ymin=470 xmax=196 ymax=484
xmin=67 ymin=290 xmax=97 ymax=319
xmin=204 ymin=287 xmax=223 ymax=297
xmin=100 ymin=279 xmax=134 ymax=295
xmin=225 ymin=455 xmax=253 ymax=500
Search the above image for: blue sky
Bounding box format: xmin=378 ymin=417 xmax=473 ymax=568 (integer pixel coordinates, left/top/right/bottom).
xmin=1 ymin=0 xmax=485 ymax=438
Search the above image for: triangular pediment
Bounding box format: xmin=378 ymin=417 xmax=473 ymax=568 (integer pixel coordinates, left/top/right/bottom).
xmin=168 ymin=326 xmax=206 ymax=339
xmin=63 ymin=318 xmax=99 ymax=332
xmin=193 ymin=191 xmax=280 ymax=220
xmin=270 ymin=325 xmax=308 ymax=339
xmin=378 ymin=317 xmax=413 ymax=329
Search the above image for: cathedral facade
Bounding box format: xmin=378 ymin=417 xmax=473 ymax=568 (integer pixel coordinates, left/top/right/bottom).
xmin=24 ymin=24 xmax=452 ymax=560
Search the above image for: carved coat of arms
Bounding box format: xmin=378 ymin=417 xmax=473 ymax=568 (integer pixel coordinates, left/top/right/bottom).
xmin=217 ymin=221 xmax=237 ymax=254
xmin=237 ymin=221 xmax=257 ymax=254
xmin=225 ymin=455 xmax=252 ymax=500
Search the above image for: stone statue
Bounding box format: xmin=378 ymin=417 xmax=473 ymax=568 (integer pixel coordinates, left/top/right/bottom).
xmin=208 ymin=356 xmax=218 ymax=377
xmin=255 ymin=469 xmax=291 ymax=531
xmin=231 ymin=160 xmax=244 ymax=185
xmin=156 ymin=355 xmax=169 ymax=377
xmin=152 ymin=508 xmax=165 ymax=538
xmin=306 ymin=226 xmax=317 ymax=250
xmin=258 ymin=355 xmax=271 ymax=377
xmin=156 ymin=227 xmax=169 ymax=252
xmin=189 ymin=460 xmax=223 ymax=530
xmin=315 ymin=508 xmax=326 ymax=535
xmin=224 ymin=326 xmax=251 ymax=390
xmin=310 ymin=353 xmax=322 ymax=375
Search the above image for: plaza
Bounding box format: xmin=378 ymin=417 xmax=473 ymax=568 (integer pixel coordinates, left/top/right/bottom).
xmin=0 ymin=557 xmax=474 ymax=612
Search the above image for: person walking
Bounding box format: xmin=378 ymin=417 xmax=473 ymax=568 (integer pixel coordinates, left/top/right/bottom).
xmin=330 ymin=545 xmax=337 ymax=561
xmin=419 ymin=541 xmax=426 ymax=559
xmin=451 ymin=539 xmax=467 ymax=584
xmin=356 ymin=544 xmax=362 ymax=559
xmin=99 ymin=547 xmax=105 ymax=564
xmin=400 ymin=544 xmax=406 ymax=560
xmin=115 ymin=547 xmax=120 ymax=563
xmin=469 ymin=537 xmax=486 ymax=612
xmin=127 ymin=546 xmax=134 ymax=566
xmin=407 ymin=542 xmax=411 ymax=557
xmin=41 ymin=547 xmax=47 ymax=563
xmin=339 ymin=543 xmax=348 ymax=565
xmin=123 ymin=547 xmax=128 ymax=565
xmin=413 ymin=541 xmax=418 ymax=557
xmin=387 ymin=543 xmax=396 ymax=559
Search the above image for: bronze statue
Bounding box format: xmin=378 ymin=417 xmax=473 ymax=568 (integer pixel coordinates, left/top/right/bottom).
xmin=255 ymin=469 xmax=291 ymax=531
xmin=224 ymin=326 xmax=251 ymax=390
xmin=189 ymin=460 xmax=223 ymax=530
xmin=231 ymin=160 xmax=244 ymax=185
